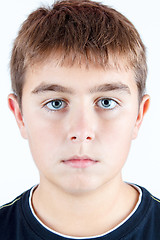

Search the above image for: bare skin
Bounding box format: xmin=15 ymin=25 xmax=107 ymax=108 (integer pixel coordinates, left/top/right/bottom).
xmin=32 ymin=176 xmax=139 ymax=237
xmin=8 ymin=59 xmax=150 ymax=237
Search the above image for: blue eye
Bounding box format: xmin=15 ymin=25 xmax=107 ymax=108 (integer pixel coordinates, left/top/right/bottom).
xmin=97 ymin=98 xmax=117 ymax=110
xmin=45 ymin=100 xmax=67 ymax=111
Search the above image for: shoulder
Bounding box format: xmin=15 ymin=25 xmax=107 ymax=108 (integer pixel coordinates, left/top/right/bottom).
xmin=0 ymin=194 xmax=23 ymax=210
xmin=0 ymin=190 xmax=28 ymax=212
xmin=0 ymin=189 xmax=31 ymax=237
xmin=136 ymin=185 xmax=160 ymax=215
xmin=0 ymin=189 xmax=30 ymax=219
xmin=0 ymin=188 xmax=31 ymax=216
xmin=150 ymin=194 xmax=160 ymax=205
xmin=140 ymin=185 xmax=160 ymax=208
xmin=134 ymin=185 xmax=160 ymax=238
xmin=148 ymin=191 xmax=160 ymax=216
xmin=114 ymin=185 xmax=160 ymax=240
xmin=0 ymin=194 xmax=23 ymax=221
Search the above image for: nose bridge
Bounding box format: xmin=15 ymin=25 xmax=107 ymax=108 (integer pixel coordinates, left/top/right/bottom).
xmin=67 ymin=103 xmax=96 ymax=142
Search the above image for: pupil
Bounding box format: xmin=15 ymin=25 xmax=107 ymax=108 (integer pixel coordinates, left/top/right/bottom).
xmin=53 ymin=100 xmax=61 ymax=108
xmin=103 ymin=99 xmax=109 ymax=106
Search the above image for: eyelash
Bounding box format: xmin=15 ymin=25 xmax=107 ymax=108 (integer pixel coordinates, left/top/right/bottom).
xmin=44 ymin=99 xmax=67 ymax=111
xmin=42 ymin=98 xmax=119 ymax=112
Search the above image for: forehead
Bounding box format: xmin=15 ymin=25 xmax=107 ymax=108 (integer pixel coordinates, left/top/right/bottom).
xmin=24 ymin=57 xmax=137 ymax=95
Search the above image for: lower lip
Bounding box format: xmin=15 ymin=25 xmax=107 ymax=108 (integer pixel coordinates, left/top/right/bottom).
xmin=62 ymin=159 xmax=97 ymax=168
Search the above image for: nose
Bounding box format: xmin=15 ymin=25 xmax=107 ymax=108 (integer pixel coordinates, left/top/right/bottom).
xmin=67 ymin=110 xmax=96 ymax=143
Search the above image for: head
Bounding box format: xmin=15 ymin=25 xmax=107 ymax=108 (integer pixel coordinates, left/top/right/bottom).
xmin=8 ymin=0 xmax=150 ymax=194
xmin=10 ymin=0 xmax=147 ymax=107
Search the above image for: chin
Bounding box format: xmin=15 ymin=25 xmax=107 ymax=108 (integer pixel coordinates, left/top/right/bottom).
xmin=59 ymin=177 xmax=102 ymax=195
xmin=63 ymin=186 xmax=98 ymax=196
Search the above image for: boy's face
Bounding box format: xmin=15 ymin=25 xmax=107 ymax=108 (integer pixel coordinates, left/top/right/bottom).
xmin=9 ymin=58 xmax=149 ymax=195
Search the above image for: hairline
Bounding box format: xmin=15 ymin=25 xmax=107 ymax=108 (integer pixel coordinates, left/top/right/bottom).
xmin=17 ymin=55 xmax=143 ymax=113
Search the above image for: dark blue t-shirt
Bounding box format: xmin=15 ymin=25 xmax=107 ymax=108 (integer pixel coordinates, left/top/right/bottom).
xmin=0 ymin=185 xmax=160 ymax=239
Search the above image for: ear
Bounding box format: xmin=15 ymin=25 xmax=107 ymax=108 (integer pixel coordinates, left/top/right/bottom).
xmin=8 ymin=94 xmax=28 ymax=139
xmin=132 ymin=94 xmax=150 ymax=139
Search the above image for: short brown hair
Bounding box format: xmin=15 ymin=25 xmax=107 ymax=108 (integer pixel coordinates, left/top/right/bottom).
xmin=10 ymin=0 xmax=147 ymax=106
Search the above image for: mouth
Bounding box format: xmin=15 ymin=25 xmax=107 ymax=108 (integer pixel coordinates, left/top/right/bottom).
xmin=61 ymin=155 xmax=99 ymax=169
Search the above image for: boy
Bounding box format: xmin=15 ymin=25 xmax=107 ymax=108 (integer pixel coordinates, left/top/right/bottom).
xmin=0 ymin=0 xmax=160 ymax=239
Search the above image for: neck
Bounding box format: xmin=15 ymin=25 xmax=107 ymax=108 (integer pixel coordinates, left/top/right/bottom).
xmin=32 ymin=176 xmax=139 ymax=237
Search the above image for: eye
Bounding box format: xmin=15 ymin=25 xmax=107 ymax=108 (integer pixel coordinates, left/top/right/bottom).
xmin=96 ymin=98 xmax=118 ymax=110
xmin=45 ymin=99 xmax=67 ymax=111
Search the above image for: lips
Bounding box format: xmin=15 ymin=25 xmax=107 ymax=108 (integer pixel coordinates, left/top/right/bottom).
xmin=62 ymin=155 xmax=98 ymax=168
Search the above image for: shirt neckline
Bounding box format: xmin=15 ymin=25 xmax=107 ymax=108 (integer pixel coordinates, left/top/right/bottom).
xmin=28 ymin=183 xmax=142 ymax=239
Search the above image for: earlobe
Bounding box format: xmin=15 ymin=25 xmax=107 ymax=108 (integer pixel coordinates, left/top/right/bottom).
xmin=8 ymin=94 xmax=28 ymax=139
xmin=132 ymin=94 xmax=150 ymax=139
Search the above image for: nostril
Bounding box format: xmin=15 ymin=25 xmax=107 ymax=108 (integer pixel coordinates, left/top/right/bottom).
xmin=86 ymin=136 xmax=92 ymax=140
xmin=71 ymin=136 xmax=77 ymax=140
xmin=70 ymin=136 xmax=92 ymax=141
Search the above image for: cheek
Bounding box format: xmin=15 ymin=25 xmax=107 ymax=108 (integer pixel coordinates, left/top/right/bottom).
xmin=97 ymin=117 xmax=135 ymax=177
xmin=102 ymin=111 xmax=136 ymax=137
xmin=24 ymin=113 xmax=65 ymax=162
xmin=100 ymin=111 xmax=137 ymax=157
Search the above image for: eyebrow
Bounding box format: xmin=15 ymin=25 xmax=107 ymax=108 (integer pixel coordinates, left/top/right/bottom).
xmin=90 ymin=83 xmax=131 ymax=94
xmin=31 ymin=82 xmax=131 ymax=95
xmin=32 ymin=83 xmax=73 ymax=94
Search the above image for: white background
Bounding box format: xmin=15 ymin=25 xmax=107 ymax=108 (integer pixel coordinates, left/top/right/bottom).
xmin=0 ymin=0 xmax=160 ymax=206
